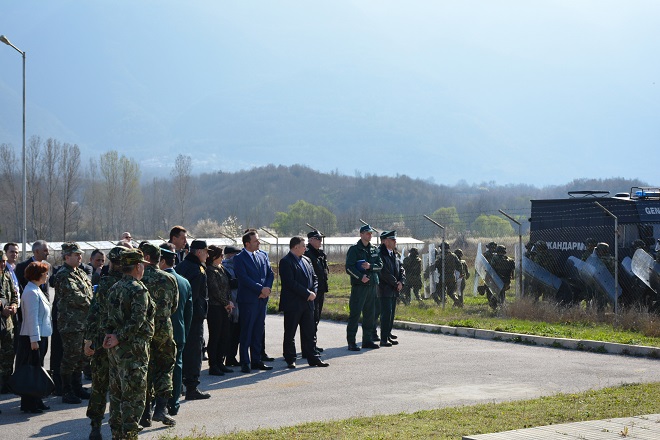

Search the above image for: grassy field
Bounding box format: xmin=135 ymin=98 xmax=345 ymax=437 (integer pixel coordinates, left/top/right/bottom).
xmin=161 ymin=382 xmax=660 ymax=439
xmin=268 ymin=264 xmax=660 ymax=347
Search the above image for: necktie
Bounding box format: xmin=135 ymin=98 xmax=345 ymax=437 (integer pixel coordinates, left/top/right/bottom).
xmin=252 ymin=252 xmax=259 ymax=269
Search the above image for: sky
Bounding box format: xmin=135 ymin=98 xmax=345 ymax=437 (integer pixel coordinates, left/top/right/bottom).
xmin=1 ymin=1 xmax=658 ymax=187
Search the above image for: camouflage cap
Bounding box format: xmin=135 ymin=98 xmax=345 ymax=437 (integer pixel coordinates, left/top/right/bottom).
xmin=138 ymin=242 xmax=161 ymax=259
xmin=120 ymin=249 xmax=148 ymax=266
xmin=0 ymin=250 xmax=7 ymax=261
xmin=62 ymin=242 xmax=83 ymax=255
xmin=107 ymin=246 xmax=124 ymax=263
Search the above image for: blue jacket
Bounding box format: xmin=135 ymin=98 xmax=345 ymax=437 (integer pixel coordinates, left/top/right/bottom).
xmin=234 ymin=249 xmax=274 ymax=305
xmin=20 ymin=281 xmax=53 ymax=342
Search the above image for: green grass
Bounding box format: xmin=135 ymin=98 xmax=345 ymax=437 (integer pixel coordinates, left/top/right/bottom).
xmin=161 ymin=382 xmax=660 ymax=439
xmin=289 ymin=270 xmax=660 ymax=347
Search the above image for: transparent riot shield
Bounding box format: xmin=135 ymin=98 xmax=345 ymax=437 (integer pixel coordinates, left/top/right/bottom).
xmin=580 ymin=254 xmax=622 ymax=305
xmin=522 ymin=256 xmax=562 ymax=298
xmin=631 ymin=248 xmax=658 ymax=293
xmin=475 ymin=251 xmax=504 ymax=294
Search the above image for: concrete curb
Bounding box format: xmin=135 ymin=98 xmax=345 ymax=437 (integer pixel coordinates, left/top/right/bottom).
xmin=394 ymin=320 xmax=660 ymax=358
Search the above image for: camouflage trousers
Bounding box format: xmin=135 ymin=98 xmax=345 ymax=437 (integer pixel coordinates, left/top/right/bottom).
xmin=0 ymin=328 xmax=15 ymax=377
xmin=59 ymin=331 xmax=86 ymax=376
xmin=86 ymin=348 xmax=115 ymax=429
xmin=108 ymin=340 xmax=149 ymax=440
xmin=147 ymin=328 xmax=176 ymax=399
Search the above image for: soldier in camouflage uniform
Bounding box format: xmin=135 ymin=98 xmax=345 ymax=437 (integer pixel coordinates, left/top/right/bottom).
xmin=0 ymin=250 xmax=19 ymax=389
xmin=104 ymin=249 xmax=155 ymax=440
xmin=477 ymin=241 xmax=498 ymax=297
xmin=454 ymin=249 xmax=470 ymax=306
xmin=53 ymin=242 xmax=93 ymax=404
xmin=530 ymin=241 xmax=558 ymax=301
xmin=85 ymin=247 xmax=123 ymax=440
xmin=581 ymin=238 xmax=597 ymax=261
xmin=433 ymin=243 xmax=464 ymax=307
xmin=137 ymin=242 xmax=178 ymax=427
xmin=490 ymin=245 xmax=515 ymax=309
xmin=402 ymin=248 xmax=423 ymax=303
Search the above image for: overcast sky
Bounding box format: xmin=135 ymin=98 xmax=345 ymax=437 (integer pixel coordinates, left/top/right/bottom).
xmin=1 ymin=1 xmax=658 ymax=186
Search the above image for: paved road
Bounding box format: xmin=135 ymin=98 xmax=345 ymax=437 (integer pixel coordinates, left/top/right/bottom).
xmin=1 ymin=315 xmax=659 ymax=438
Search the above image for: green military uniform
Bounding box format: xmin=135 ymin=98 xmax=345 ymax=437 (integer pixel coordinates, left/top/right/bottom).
xmin=0 ymin=265 xmax=19 ymax=385
xmin=85 ymin=247 xmax=123 ymax=436
xmin=402 ymin=249 xmax=423 ymax=303
xmin=490 ymin=246 xmax=515 ymax=308
xmin=433 ymin=245 xmax=463 ymax=306
xmin=107 ymin=250 xmax=155 ymax=440
xmin=141 ymin=264 xmax=178 ymax=401
xmin=345 ymin=226 xmax=382 ymax=347
xmin=54 ymin=243 xmax=93 ymax=403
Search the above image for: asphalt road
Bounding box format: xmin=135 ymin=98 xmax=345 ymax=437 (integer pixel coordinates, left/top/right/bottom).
xmin=1 ymin=314 xmax=659 ymax=438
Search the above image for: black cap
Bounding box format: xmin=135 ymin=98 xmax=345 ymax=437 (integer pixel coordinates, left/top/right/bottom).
xmin=360 ymin=224 xmax=375 ymax=233
xmin=190 ymin=240 xmax=208 ymax=250
xmin=380 ymin=230 xmax=397 ymax=240
xmin=307 ymin=230 xmax=324 ymax=240
xmin=224 ymin=245 xmax=241 ymax=255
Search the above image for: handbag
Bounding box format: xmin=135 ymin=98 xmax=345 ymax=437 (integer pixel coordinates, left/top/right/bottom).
xmin=8 ymin=348 xmax=55 ymax=398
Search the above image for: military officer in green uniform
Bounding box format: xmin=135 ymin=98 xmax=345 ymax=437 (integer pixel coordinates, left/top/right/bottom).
xmin=0 ymin=250 xmax=19 ymax=390
xmin=137 ymin=242 xmax=178 ymax=427
xmin=54 ymin=242 xmax=93 ymax=404
xmin=104 ymin=249 xmax=155 ymax=440
xmin=345 ymin=224 xmax=382 ymax=351
xmin=84 ymin=246 xmax=123 ymax=440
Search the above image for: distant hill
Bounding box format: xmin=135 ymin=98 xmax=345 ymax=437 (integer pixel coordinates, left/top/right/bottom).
xmin=189 ymin=165 xmax=649 ymax=237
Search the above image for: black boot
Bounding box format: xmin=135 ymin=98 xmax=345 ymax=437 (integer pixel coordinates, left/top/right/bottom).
xmin=139 ymin=395 xmax=152 ymax=427
xmin=152 ymin=396 xmax=176 ymax=426
xmin=73 ymin=372 xmax=91 ymax=399
xmin=0 ymin=374 xmax=12 ymax=394
xmin=52 ymin=370 xmax=63 ymax=396
xmin=61 ymin=374 xmax=82 ymax=404
xmin=89 ymin=425 xmax=102 ymax=440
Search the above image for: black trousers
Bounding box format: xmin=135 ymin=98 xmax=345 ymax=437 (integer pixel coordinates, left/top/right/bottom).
xmin=16 ymin=335 xmax=48 ymax=410
xmin=282 ymin=306 xmax=316 ymax=364
xmin=206 ymin=305 xmax=230 ymax=367
xmin=182 ymin=316 xmax=204 ymax=388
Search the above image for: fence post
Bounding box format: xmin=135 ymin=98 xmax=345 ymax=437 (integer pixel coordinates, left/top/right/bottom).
xmin=423 ymin=215 xmax=446 ymax=309
xmin=499 ymin=209 xmax=523 ymax=299
xmin=594 ymin=202 xmax=619 ymax=314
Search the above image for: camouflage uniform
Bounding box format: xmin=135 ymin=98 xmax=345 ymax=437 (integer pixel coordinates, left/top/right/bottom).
xmin=490 ymin=247 xmax=515 ymax=308
xmin=0 ymin=269 xmax=18 ymax=383
xmin=433 ymin=245 xmax=463 ymax=306
xmin=402 ymin=249 xmax=422 ymax=303
xmin=85 ymin=259 xmax=123 ymax=431
xmin=141 ymin=264 xmax=178 ymax=401
xmin=54 ymin=256 xmax=93 ymax=401
xmin=107 ymin=269 xmax=155 ymax=439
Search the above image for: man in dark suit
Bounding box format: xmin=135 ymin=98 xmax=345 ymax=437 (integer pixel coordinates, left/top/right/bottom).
xmin=233 ymin=229 xmax=274 ymax=373
xmin=279 ymin=236 xmax=329 ymax=368
xmin=15 ymin=240 xmax=50 ymax=293
xmin=378 ymin=230 xmax=406 ymax=347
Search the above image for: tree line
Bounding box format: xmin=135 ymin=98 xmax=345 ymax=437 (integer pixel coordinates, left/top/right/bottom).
xmin=0 ymin=137 xmax=649 ymax=243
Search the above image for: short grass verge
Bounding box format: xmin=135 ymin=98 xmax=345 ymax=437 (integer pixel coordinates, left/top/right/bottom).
xmin=160 ymin=382 xmax=660 ymax=439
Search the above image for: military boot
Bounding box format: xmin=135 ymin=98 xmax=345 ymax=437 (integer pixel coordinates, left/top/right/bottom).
xmin=73 ymin=372 xmax=91 ymax=399
xmin=139 ymin=395 xmax=152 ymax=427
xmin=152 ymin=397 xmax=176 ymax=426
xmin=0 ymin=374 xmax=12 ymax=394
xmin=89 ymin=425 xmax=102 ymax=440
xmin=52 ymin=370 xmax=63 ymax=396
xmin=61 ymin=374 xmax=82 ymax=404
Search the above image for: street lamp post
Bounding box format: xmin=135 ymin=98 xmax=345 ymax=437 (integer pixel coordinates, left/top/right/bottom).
xmin=0 ymin=35 xmax=27 ymax=259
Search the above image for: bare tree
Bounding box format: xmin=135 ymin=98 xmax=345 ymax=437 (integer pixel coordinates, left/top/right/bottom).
xmin=0 ymin=143 xmax=21 ymax=240
xmin=26 ymin=136 xmax=46 ymax=239
xmin=119 ymin=154 xmax=141 ymax=235
xmin=171 ymin=154 xmax=193 ymax=225
xmin=42 ymin=138 xmax=62 ymax=239
xmin=59 ymin=143 xmax=81 ymax=240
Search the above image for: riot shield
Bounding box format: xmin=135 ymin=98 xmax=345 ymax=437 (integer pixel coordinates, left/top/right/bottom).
xmin=621 ymin=257 xmax=633 ymax=278
xmin=522 ymin=256 xmax=562 ymax=297
xmin=566 ymin=256 xmax=584 ymax=279
xmin=473 ymin=242 xmax=482 ymax=296
xmin=580 ymin=254 xmax=622 ymax=305
xmin=631 ymin=248 xmax=658 ymax=293
xmin=475 ymin=251 xmax=504 ymax=294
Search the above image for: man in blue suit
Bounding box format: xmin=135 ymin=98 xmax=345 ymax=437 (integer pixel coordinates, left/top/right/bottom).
xmin=279 ymin=236 xmax=329 ymax=369
xmin=234 ymin=229 xmax=274 ymax=373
